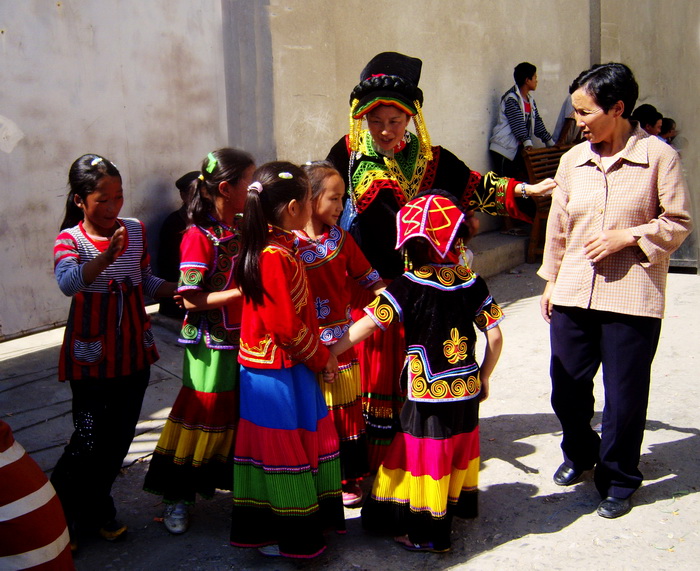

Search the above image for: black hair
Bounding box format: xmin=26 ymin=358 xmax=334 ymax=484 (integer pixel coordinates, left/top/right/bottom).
xmin=176 ymin=171 xmax=200 ymax=195
xmin=630 ymin=104 xmax=662 ymax=129
xmin=514 ymin=62 xmax=537 ymax=87
xmin=349 ymin=74 xmax=424 ymax=107
xmin=570 ymin=63 xmax=639 ymax=119
xmin=401 ymin=189 xmax=473 ymax=268
xmin=302 ymin=160 xmax=342 ymax=201
xmin=60 ymin=154 xmax=121 ymax=230
xmin=660 ymin=117 xmax=676 ymax=137
xmin=188 ymin=148 xmax=254 ymax=227
xmin=234 ymin=161 xmax=310 ymax=305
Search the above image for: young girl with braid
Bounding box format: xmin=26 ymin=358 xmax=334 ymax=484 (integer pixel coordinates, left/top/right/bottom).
xmin=143 ymin=148 xmax=254 ymax=534
xmin=230 ymin=162 xmax=345 ymax=559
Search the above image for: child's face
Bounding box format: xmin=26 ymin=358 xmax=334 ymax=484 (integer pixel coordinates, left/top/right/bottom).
xmin=312 ymin=174 xmax=344 ymax=228
xmin=76 ymin=175 xmax=123 ymax=237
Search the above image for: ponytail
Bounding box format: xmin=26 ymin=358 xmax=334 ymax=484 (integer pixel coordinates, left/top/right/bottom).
xmin=234 ymin=161 xmax=309 ymax=305
xmin=235 ymin=187 xmax=269 ymax=305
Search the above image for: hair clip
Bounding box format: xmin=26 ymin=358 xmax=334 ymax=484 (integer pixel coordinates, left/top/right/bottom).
xmin=90 ymin=157 xmax=104 ymax=166
xmin=278 ymin=172 xmax=293 ymax=179
xmin=198 ymin=174 xmax=205 ymax=181
xmin=248 ymin=182 xmax=263 ymax=194
xmin=205 ymin=152 xmax=218 ymax=173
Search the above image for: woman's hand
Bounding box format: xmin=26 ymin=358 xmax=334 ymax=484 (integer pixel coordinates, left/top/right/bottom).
xmin=584 ymin=229 xmax=636 ymax=262
xmin=526 ymin=178 xmax=556 ymax=197
xmin=540 ymin=281 xmax=554 ymax=323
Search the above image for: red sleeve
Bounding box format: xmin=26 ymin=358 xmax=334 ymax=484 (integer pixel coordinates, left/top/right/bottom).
xmin=178 ymin=227 xmax=213 ymax=292
xmin=259 ymin=249 xmax=330 ymax=372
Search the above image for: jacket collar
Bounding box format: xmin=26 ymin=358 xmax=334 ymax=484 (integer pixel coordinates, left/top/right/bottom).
xmin=574 ymin=123 xmax=650 ymax=168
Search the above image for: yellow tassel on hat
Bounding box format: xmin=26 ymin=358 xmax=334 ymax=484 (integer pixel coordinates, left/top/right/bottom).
xmin=413 ymin=100 xmax=433 ymax=161
xmin=349 ymin=99 xmax=364 ymax=153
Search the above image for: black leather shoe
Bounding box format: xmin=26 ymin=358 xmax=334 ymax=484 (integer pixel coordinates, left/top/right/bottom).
xmin=597 ymin=496 xmax=632 ymax=519
xmin=552 ymin=463 xmax=585 ymax=486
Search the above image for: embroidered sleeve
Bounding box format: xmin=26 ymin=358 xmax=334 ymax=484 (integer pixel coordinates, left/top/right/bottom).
xmin=364 ymin=290 xmax=402 ymax=330
xmin=464 ymin=171 xmax=532 ymax=224
xmin=178 ymin=227 xmax=213 ymax=293
xmin=470 ymin=276 xmax=504 ymax=331
xmin=259 ymin=249 xmax=329 ymax=372
xmin=474 ymin=289 xmax=505 ymax=331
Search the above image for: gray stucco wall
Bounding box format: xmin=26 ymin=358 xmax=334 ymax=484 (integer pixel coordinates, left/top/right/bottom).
xmin=0 ymin=1 xmax=230 ymax=338
xmin=1 ymin=0 xmax=696 ymax=340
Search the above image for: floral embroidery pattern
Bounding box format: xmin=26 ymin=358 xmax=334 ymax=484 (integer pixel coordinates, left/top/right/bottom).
xmin=443 ymin=327 xmax=468 ymax=364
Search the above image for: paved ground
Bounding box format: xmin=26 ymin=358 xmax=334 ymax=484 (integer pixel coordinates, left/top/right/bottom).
xmin=2 ymin=262 xmax=699 ymax=570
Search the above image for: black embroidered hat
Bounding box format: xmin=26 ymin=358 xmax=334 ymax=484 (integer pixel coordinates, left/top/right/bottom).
xmin=350 ymin=52 xmax=424 ymax=118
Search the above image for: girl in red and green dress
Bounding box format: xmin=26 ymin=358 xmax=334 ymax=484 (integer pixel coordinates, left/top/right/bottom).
xmin=143 ymin=148 xmax=255 ymax=535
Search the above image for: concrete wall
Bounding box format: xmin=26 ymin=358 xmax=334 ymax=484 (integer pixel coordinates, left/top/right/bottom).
xmin=600 ymin=0 xmax=699 ymax=266
xmin=0 ymin=1 xmax=229 ymax=339
xmin=1 ymin=0 xmax=696 ymax=339
xmin=269 ymin=0 xmax=588 ymax=171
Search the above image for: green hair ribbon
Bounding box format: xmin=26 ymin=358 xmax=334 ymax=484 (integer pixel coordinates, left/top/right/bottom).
xmin=205 ymin=152 xmax=218 ymax=173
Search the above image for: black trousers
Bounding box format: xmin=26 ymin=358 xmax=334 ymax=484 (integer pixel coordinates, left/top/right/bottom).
xmin=51 ymin=368 xmax=150 ymax=530
xmin=550 ymin=306 xmax=661 ymax=499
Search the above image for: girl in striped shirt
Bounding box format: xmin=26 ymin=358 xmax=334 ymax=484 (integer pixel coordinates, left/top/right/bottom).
xmin=51 ymin=154 xmax=176 ymax=551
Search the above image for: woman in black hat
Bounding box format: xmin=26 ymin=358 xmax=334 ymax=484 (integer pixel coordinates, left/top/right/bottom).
xmin=326 ymin=51 xmax=554 ymax=470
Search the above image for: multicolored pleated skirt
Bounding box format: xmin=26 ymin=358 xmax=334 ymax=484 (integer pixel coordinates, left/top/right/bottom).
xmin=143 ymin=341 xmax=238 ymax=503
xmin=230 ymin=363 xmax=345 ymax=559
xmin=319 ymin=354 xmax=369 ymax=482
xmin=350 ymin=283 xmax=407 ymax=472
xmin=361 ymin=398 xmax=480 ymax=551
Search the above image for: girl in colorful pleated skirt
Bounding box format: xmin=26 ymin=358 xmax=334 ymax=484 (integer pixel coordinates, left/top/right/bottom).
xmin=230 ymin=162 xmax=345 ymax=559
xmin=330 ymin=190 xmax=503 ymax=552
xmin=143 ymin=148 xmax=254 ymax=534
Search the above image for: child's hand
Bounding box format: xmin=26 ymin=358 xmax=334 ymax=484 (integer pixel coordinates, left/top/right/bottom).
xmin=479 ymin=376 xmax=490 ymax=402
xmin=322 ymin=353 xmax=338 ymax=383
xmin=105 ymin=226 xmax=126 ymax=263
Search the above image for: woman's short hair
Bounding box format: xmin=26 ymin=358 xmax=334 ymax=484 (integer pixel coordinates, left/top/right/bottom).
xmin=570 ymin=63 xmax=639 ymax=118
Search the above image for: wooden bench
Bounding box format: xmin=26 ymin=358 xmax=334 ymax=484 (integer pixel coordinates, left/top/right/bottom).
xmin=522 ymin=144 xmax=575 ymax=263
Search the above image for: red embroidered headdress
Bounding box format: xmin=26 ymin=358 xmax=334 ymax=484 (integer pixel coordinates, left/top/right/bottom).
xmin=396 ymin=194 xmax=465 ymax=258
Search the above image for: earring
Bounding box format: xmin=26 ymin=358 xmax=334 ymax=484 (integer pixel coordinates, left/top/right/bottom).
xmin=457 ymin=238 xmax=468 ymax=267
xmin=403 ymin=249 xmax=413 ymax=271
